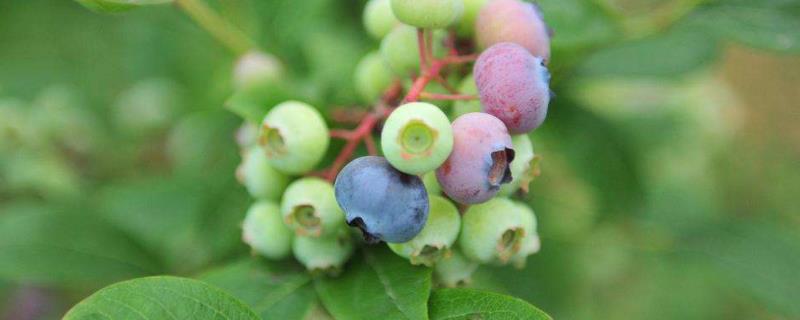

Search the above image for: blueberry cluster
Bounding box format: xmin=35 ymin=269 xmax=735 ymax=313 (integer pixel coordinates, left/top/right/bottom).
xmin=236 ymin=0 xmax=551 ymax=285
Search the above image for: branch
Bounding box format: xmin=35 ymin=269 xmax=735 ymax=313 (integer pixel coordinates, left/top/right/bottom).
xmin=174 ymin=0 xmax=255 ymax=54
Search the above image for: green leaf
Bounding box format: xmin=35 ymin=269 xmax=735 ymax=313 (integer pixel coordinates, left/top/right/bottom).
xmin=64 ymin=276 xmax=259 ymax=319
xmin=686 ymin=222 xmax=800 ymax=317
xmin=225 ymin=79 xmax=298 ymax=124
xmin=537 ymin=0 xmax=619 ymax=51
xmin=315 ymin=247 xmax=432 ymax=320
xmin=688 ymin=4 xmax=800 ymax=53
xmin=579 ymin=28 xmax=719 ymax=77
xmin=428 ymin=288 xmax=552 ymax=320
xmin=97 ymin=173 xmax=247 ymax=274
xmin=198 ymin=259 xmax=316 ymax=320
xmin=0 ymin=202 xmax=160 ymax=287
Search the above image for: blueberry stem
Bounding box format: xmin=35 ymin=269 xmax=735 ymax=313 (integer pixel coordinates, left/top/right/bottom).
xmin=319 ymin=38 xmax=477 ymax=182
xmin=174 ymin=0 xmax=255 ymax=55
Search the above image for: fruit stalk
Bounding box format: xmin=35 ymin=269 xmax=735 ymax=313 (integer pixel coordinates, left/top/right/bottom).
xmin=174 ymin=0 xmax=255 ymax=54
xmin=322 ymin=43 xmax=476 ymax=182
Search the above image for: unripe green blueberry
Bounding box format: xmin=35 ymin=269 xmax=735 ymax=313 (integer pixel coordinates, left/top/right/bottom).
xmin=235 ymin=121 xmax=259 ymax=149
xmin=236 ymin=146 xmax=289 ymax=201
xmin=390 ymin=0 xmax=464 ymax=29
xmin=388 ymin=195 xmax=460 ymax=266
xmin=381 ymin=26 xmax=446 ymax=76
xmin=233 ymin=50 xmax=283 ymax=90
xmin=422 ymin=171 xmax=442 ymax=195
xmin=31 ymin=85 xmax=98 ymax=154
xmin=381 ymin=102 xmax=453 ymax=175
xmin=355 ymin=51 xmax=395 ymax=103
xmin=510 ymin=202 xmax=540 ymax=268
xmin=434 ymin=249 xmax=479 ymax=287
xmin=498 ymin=134 xmax=540 ymax=196
xmin=456 ymin=0 xmax=489 ymax=37
xmin=459 ymin=198 xmax=526 ymax=264
xmin=3 ymin=150 xmax=81 ymax=199
xmin=293 ymin=228 xmax=354 ymax=275
xmin=113 ymin=78 xmax=182 ymax=137
xmin=450 ymin=74 xmax=481 ymax=120
xmin=258 ymin=101 xmax=329 ymax=175
xmin=0 ymin=99 xmax=32 ymax=152
xmin=242 ymin=201 xmax=293 ymax=259
xmin=363 ymin=0 xmax=400 ymax=39
xmin=281 ymin=177 xmax=345 ymax=238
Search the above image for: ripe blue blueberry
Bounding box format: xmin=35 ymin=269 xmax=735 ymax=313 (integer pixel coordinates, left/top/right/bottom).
xmin=388 ymin=195 xmax=461 ymax=266
xmin=334 ymin=156 xmax=429 ymax=243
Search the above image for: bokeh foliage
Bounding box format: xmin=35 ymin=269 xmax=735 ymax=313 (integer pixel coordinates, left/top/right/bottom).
xmin=1 ymin=0 xmax=799 ymax=319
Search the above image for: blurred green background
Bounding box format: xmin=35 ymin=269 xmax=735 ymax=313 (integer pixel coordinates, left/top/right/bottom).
xmin=1 ymin=0 xmax=799 ymax=319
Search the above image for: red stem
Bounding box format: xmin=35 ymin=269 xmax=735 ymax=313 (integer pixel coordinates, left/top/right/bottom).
xmin=324 ymin=113 xmax=380 ymax=182
xmin=433 ymin=75 xmax=459 ymax=94
xmin=404 ymin=59 xmax=446 ymax=103
xmin=319 ymin=48 xmax=478 ymax=181
xmin=417 ymin=28 xmax=428 ymax=72
xmin=364 ymin=134 xmax=378 ymax=155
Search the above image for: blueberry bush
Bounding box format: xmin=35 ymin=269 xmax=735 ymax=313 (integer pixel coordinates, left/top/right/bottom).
xmin=1 ymin=0 xmax=799 ymax=319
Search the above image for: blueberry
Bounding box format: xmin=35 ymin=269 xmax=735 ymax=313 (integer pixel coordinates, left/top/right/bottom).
xmin=434 ymin=249 xmax=479 ymax=287
xmin=334 ymin=156 xmax=429 ymax=243
xmin=459 ymin=198 xmax=526 ymax=264
xmin=355 ymin=51 xmax=395 ymax=103
xmin=281 ymin=177 xmax=345 ymax=237
xmin=436 ymin=113 xmax=515 ymax=204
xmin=381 ymin=102 xmax=453 ymax=175
xmin=476 ymin=0 xmax=551 ymax=61
xmin=233 ymin=50 xmax=283 ymax=90
xmin=498 ymin=134 xmax=540 ymax=196
xmin=390 ymin=0 xmax=464 ymax=29
xmin=293 ymin=228 xmax=354 ymax=275
xmin=388 ymin=195 xmax=460 ymax=266
xmin=381 ymin=26 xmax=446 ymax=76
xmin=510 ymin=201 xmax=540 ymax=268
xmin=363 ymin=0 xmax=400 ymax=39
xmin=242 ymin=201 xmax=293 ymax=260
xmin=258 ymin=101 xmax=329 ymax=175
xmin=236 ymin=146 xmax=289 ymax=201
xmin=474 ymin=42 xmax=550 ymax=134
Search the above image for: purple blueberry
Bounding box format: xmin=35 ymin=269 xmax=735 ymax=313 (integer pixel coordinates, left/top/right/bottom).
xmin=436 ymin=113 xmax=515 ymax=204
xmin=475 ymin=0 xmax=551 ymax=61
xmin=334 ymin=156 xmax=429 ymax=243
xmin=474 ymin=42 xmax=551 ymax=134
